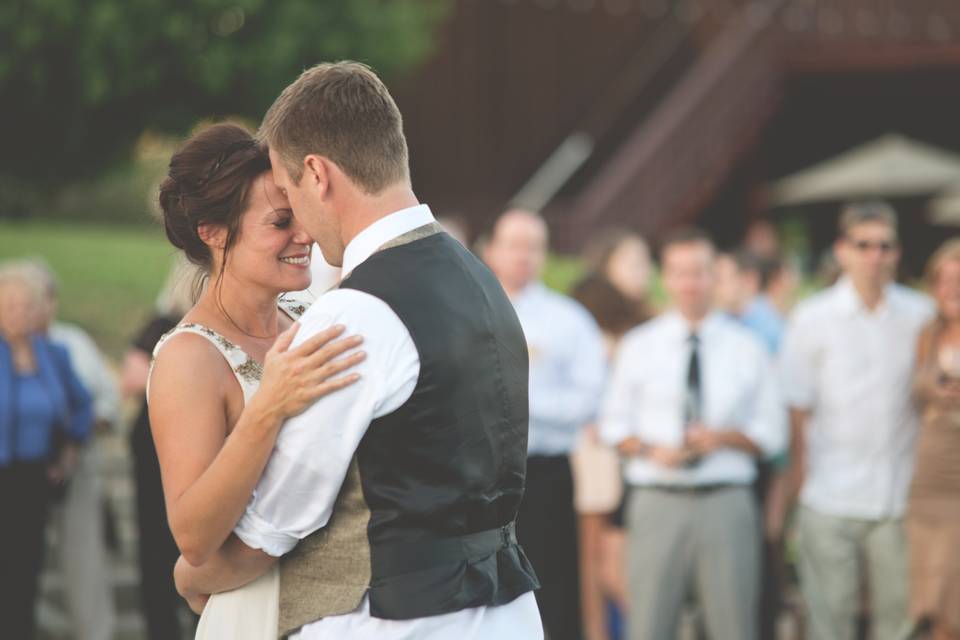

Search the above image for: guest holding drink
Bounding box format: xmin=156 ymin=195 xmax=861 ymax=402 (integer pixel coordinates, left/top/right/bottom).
xmin=907 ymin=238 xmax=960 ymax=640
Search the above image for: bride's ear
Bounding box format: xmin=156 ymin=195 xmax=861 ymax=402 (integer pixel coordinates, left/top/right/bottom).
xmin=197 ymin=223 xmax=227 ymax=250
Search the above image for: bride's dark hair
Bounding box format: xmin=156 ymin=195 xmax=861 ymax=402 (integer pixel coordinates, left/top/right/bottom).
xmin=158 ymin=123 xmax=270 ymax=274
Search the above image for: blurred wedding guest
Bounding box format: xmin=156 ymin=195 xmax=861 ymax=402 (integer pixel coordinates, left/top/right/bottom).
xmin=582 ymin=229 xmax=655 ymax=324
xmin=572 ymin=232 xmax=654 ymax=640
xmin=763 ymin=256 xmax=799 ymax=320
xmin=22 ymin=259 xmax=119 ymax=640
xmin=0 ymin=263 xmax=93 ymax=639
xmin=714 ymin=250 xmax=785 ymax=353
xmin=599 ymin=228 xmax=786 ymax=640
xmin=715 ymin=252 xmax=756 ymax=313
xmin=485 ymin=208 xmax=607 ymax=640
xmin=780 ymin=202 xmax=934 ymax=640
xmin=714 ymin=249 xmax=795 ymax=638
xmin=121 ymin=257 xmax=197 ymax=640
xmin=743 ymin=218 xmax=781 ymax=261
xmin=907 ymin=238 xmax=960 ymax=640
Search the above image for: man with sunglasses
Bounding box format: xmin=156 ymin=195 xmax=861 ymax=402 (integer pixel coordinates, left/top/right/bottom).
xmin=780 ymin=202 xmax=934 ymax=640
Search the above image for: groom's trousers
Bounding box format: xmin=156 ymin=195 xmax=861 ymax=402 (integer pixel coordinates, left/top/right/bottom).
xmin=517 ymin=455 xmax=582 ymax=640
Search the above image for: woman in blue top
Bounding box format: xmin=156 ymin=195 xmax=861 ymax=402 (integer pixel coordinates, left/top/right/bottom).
xmin=0 ymin=264 xmax=93 ymax=639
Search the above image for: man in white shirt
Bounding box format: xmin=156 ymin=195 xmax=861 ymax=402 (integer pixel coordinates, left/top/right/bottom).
xmin=484 ymin=209 xmax=607 ymax=640
xmin=173 ymin=62 xmax=542 ymax=639
xmin=600 ymin=228 xmax=786 ymax=640
xmin=780 ymin=203 xmax=934 ymax=640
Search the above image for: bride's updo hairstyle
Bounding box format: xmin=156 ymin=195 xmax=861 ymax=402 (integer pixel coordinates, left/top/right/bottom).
xmin=158 ymin=123 xmax=271 ymax=275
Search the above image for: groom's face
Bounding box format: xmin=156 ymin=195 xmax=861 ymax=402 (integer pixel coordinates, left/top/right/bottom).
xmin=269 ymin=149 xmax=344 ymax=267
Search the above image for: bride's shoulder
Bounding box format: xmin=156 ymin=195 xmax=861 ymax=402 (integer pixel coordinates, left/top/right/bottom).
xmin=149 ymin=329 xmax=234 ymax=397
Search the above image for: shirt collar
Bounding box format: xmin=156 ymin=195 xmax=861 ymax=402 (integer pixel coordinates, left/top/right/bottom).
xmin=512 ymin=281 xmax=548 ymax=304
xmin=833 ymin=276 xmax=895 ymax=318
xmin=341 ymin=204 xmax=435 ymax=277
xmin=663 ymin=309 xmax=725 ymax=343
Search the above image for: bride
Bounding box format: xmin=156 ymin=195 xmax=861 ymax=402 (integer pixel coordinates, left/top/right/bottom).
xmin=147 ymin=122 xmax=364 ymax=638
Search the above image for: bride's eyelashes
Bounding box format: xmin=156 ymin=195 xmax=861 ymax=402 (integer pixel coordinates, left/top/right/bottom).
xmin=270 ymin=208 xmax=295 ymax=229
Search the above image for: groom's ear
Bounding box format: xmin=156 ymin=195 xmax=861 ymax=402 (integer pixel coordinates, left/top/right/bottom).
xmin=302 ymin=154 xmax=329 ymax=198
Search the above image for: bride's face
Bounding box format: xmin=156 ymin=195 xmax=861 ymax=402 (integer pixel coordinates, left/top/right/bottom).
xmin=268 ymin=148 xmax=345 ymax=268
xmin=222 ymin=172 xmax=315 ymax=294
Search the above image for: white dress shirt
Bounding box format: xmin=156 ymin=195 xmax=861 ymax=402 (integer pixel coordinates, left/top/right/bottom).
xmin=305 ymin=245 xmax=342 ymax=298
xmin=780 ymin=278 xmax=934 ymax=519
xmin=600 ymin=311 xmax=786 ymax=487
xmin=511 ymin=283 xmax=607 ymax=456
xmin=233 ymin=204 xmax=543 ymax=639
xmin=50 ymin=322 xmax=120 ymax=427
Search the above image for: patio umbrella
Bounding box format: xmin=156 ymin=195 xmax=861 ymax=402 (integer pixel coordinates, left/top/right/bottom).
xmin=770 ymin=133 xmax=960 ymax=206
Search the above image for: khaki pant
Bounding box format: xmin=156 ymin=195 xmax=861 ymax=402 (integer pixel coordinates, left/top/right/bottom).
xmin=626 ymin=486 xmax=759 ymax=640
xmin=796 ymin=506 xmax=912 ymax=640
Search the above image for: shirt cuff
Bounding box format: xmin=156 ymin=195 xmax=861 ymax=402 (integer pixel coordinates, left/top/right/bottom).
xmin=783 ymin=391 xmax=813 ymax=411
xmin=598 ymin=421 xmax=630 ymax=447
xmin=751 ymin=428 xmax=786 ymax=460
xmin=233 ymin=508 xmax=299 ymax=557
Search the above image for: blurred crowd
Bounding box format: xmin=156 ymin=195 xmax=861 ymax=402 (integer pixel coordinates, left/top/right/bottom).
xmin=1 ymin=199 xmax=958 ymax=640
xmin=477 ymin=202 xmax=960 ymax=640
xmin=0 ymin=257 xmax=196 ymax=640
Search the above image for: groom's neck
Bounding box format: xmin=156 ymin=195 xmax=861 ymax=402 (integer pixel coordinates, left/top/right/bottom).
xmin=340 ymin=182 xmax=420 ymax=248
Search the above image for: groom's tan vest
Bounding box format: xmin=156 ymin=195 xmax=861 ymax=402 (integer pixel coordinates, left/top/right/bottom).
xmin=276 ymin=459 xmax=371 ymax=638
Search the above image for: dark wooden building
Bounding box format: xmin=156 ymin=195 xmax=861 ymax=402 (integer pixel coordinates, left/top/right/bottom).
xmin=392 ymin=0 xmax=960 ymax=268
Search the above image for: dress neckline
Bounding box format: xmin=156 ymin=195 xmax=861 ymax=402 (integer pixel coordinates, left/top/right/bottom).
xmin=174 ymin=298 xmax=306 ymax=370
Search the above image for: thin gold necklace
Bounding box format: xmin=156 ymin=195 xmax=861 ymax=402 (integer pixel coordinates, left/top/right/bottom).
xmin=214 ymin=290 xmax=278 ymax=341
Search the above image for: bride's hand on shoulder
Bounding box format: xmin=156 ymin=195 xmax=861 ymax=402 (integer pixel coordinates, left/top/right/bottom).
xmin=255 ymin=322 xmax=365 ymax=420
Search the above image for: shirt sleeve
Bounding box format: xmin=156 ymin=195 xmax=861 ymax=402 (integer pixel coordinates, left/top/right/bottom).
xmin=598 ymin=333 xmax=640 ymax=447
xmin=779 ymin=307 xmax=818 ymax=411
xmin=742 ymin=343 xmax=788 ymax=459
xmin=72 ymin=330 xmax=121 ymax=427
xmin=51 ymin=346 xmax=95 ymax=443
xmin=527 ymin=305 xmax=607 ymax=429
xmin=233 ymin=290 xmax=419 ymax=557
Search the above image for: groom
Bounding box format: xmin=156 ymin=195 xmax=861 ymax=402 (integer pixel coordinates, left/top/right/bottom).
xmin=174 ymin=62 xmax=542 ymax=638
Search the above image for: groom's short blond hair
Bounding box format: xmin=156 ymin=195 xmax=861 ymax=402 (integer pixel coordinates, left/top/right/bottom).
xmin=259 ymin=61 xmax=409 ymax=194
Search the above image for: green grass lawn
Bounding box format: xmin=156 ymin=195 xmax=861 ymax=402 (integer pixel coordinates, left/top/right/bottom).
xmin=0 ymin=220 xmax=175 ymax=358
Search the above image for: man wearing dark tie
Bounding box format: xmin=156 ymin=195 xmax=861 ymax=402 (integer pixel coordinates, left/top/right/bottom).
xmin=599 ymin=228 xmax=786 ymax=640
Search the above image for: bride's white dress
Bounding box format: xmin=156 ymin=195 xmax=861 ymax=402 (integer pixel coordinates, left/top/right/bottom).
xmin=152 ymin=298 xmax=309 ymax=639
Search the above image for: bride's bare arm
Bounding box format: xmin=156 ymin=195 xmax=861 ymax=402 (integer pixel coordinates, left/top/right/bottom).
xmin=149 ymin=323 xmax=364 ymax=566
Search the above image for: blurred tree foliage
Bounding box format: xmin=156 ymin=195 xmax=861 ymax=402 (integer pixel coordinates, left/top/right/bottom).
xmin=0 ymin=0 xmax=450 ymax=212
